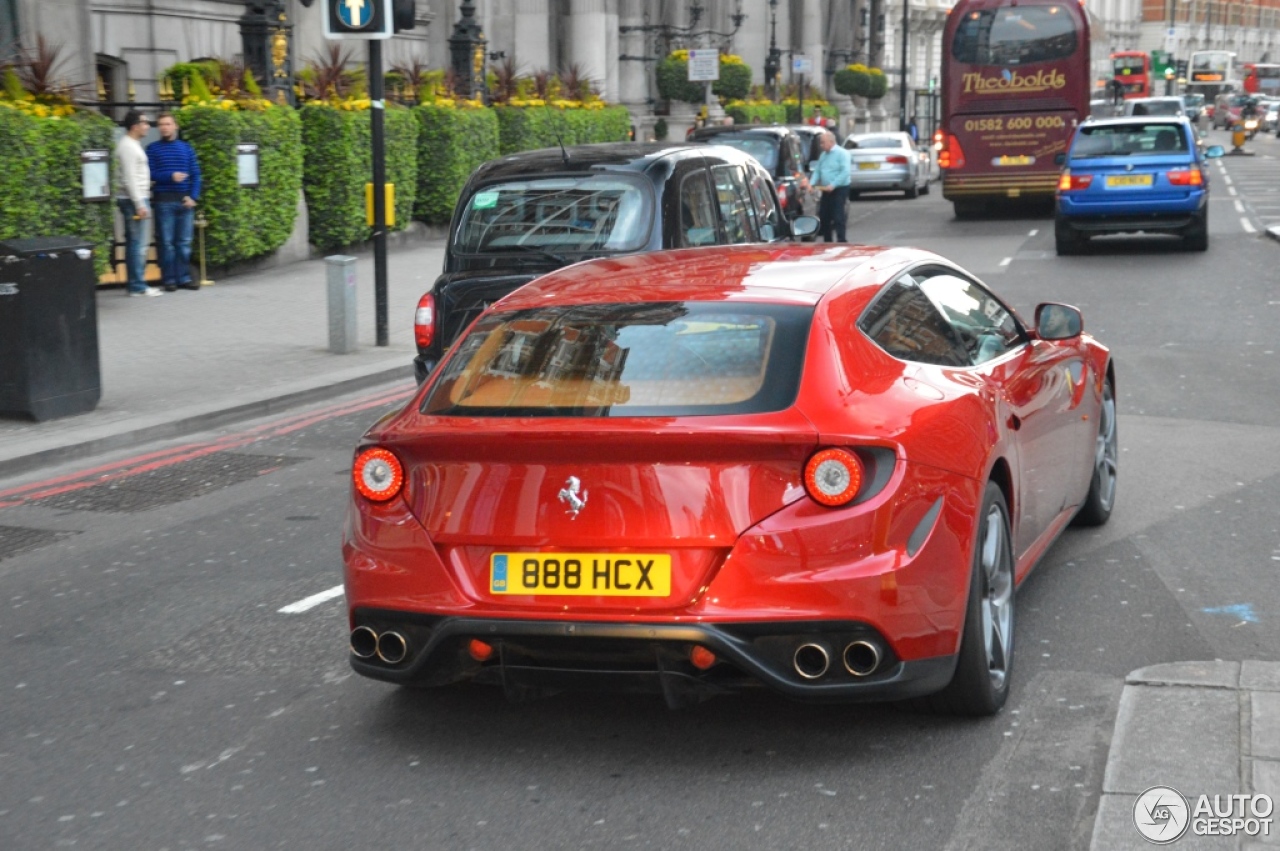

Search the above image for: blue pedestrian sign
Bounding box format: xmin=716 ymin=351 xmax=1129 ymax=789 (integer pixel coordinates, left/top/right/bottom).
xmin=324 ymin=0 xmax=393 ymax=40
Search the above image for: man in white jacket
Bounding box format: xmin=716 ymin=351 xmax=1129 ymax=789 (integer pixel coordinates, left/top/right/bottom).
xmin=115 ymin=111 xmax=161 ymax=297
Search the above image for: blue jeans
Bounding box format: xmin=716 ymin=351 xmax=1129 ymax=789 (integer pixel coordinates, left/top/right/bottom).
xmin=154 ymin=200 xmax=194 ymax=285
xmin=117 ymin=198 xmax=151 ymax=292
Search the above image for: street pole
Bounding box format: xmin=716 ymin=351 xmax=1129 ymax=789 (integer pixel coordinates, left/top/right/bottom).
xmin=899 ymin=0 xmax=909 ymax=131
xmin=369 ymin=38 xmax=388 ymax=348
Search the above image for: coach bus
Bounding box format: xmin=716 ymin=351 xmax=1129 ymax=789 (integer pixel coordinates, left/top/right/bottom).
xmin=1110 ymin=50 xmax=1150 ymax=99
xmin=1243 ymin=62 xmax=1280 ymax=95
xmin=937 ymin=0 xmax=1091 ymax=215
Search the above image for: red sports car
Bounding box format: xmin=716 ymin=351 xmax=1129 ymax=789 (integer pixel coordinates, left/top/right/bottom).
xmin=343 ymin=244 xmax=1116 ymax=715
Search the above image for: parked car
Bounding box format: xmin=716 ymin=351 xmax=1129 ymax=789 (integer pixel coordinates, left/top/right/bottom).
xmin=687 ymin=125 xmax=810 ymax=221
xmin=1055 ymin=116 xmax=1224 ymax=254
xmin=786 ymin=124 xmax=825 ymax=174
xmin=1260 ymin=97 xmax=1280 ymax=132
xmin=344 ymin=242 xmax=1116 ymax=716
xmin=1180 ymin=93 xmax=1206 ymax=123
xmin=1122 ymin=96 xmax=1186 ymax=118
xmin=842 ymin=131 xmax=930 ymax=198
xmin=412 ymin=143 xmax=818 ymax=381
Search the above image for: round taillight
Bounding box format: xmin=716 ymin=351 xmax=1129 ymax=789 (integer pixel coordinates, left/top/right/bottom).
xmin=803 ymin=448 xmax=865 ymax=507
xmin=353 ymin=447 xmax=404 ymax=502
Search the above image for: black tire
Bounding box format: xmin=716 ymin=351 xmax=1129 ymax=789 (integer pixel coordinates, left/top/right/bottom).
xmin=1073 ymin=373 xmax=1117 ymax=527
xmin=919 ymin=482 xmax=1015 ymax=716
xmin=905 ymin=183 xmax=919 ymax=199
xmin=1055 ymin=216 xmax=1082 ymax=256
xmin=921 ymin=179 xmax=931 ymax=196
xmin=1183 ymin=209 xmax=1208 ymax=252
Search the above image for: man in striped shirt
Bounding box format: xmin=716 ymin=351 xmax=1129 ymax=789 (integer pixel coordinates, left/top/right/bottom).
xmin=146 ymin=113 xmax=202 ymax=291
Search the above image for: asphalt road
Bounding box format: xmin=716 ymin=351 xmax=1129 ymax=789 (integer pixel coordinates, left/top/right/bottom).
xmin=2 ymin=127 xmax=1278 ymax=851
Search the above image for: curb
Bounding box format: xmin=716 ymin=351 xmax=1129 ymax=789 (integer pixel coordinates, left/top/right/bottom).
xmin=0 ymin=365 xmax=414 ymax=480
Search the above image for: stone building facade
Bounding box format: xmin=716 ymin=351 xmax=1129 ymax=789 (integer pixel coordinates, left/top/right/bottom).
xmin=9 ymin=0 xmax=1278 ymax=129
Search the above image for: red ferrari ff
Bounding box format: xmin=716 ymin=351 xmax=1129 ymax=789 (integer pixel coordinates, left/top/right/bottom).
xmin=343 ymin=244 xmax=1116 ymax=716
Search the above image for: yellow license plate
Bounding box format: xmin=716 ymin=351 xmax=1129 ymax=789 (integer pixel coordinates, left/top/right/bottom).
xmin=994 ymin=155 xmax=1035 ymax=167
xmin=858 ymin=162 xmax=881 ymax=170
xmin=490 ymin=553 xmax=672 ymax=597
xmin=1106 ymin=174 xmax=1153 ymax=187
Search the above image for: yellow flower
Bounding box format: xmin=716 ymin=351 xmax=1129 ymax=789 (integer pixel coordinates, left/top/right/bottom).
xmin=721 ymin=54 xmax=744 ymax=65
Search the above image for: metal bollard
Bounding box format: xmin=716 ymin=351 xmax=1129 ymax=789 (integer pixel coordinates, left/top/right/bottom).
xmin=326 ymin=255 xmax=358 ymax=354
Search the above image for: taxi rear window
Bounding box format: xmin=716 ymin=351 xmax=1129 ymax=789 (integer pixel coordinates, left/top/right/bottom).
xmin=423 ymin=302 xmax=812 ymax=417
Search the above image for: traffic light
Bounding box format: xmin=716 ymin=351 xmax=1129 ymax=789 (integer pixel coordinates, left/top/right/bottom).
xmin=393 ymin=0 xmax=416 ymax=32
xmin=323 ymin=0 xmax=394 ymax=40
xmin=1176 ymin=59 xmax=1189 ymax=79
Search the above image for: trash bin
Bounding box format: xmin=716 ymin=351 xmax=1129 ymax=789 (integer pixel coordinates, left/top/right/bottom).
xmin=0 ymin=237 xmax=101 ymax=421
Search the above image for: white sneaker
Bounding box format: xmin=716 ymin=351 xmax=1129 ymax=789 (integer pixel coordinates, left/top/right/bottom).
xmin=129 ymin=287 xmax=163 ymax=298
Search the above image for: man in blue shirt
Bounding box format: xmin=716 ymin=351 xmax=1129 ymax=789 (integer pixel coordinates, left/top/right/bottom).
xmin=811 ymin=130 xmax=852 ymax=242
xmin=146 ymin=113 xmax=202 ymax=291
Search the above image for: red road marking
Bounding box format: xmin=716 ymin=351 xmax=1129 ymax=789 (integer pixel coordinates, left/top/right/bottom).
xmin=0 ymin=386 xmax=415 ymax=507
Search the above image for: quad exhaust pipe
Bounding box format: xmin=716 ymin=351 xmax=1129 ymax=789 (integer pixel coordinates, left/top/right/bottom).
xmin=842 ymin=640 xmax=881 ymax=677
xmin=350 ymin=626 xmax=378 ymax=659
xmin=792 ymin=643 xmax=831 ymax=680
xmin=349 ymin=626 xmax=409 ymax=665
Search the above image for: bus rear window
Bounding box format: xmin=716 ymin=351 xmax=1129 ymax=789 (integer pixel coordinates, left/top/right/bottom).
xmin=952 ymin=7 xmax=1078 ymax=67
xmin=423 ymin=302 xmax=812 ymax=418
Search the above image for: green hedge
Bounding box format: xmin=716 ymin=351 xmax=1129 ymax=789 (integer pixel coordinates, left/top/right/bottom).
xmin=785 ymin=103 xmax=839 ymax=123
xmin=0 ymin=107 xmax=115 ymax=275
xmin=724 ymin=103 xmax=788 ymax=125
xmin=301 ymin=103 xmax=418 ymax=251
xmin=413 ymin=105 xmax=499 ymax=225
xmin=494 ymin=105 xmax=630 ymax=155
xmin=174 ymin=105 xmax=302 ymax=267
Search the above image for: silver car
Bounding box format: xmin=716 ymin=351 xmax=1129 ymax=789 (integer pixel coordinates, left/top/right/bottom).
xmin=842 ymin=132 xmax=929 ymax=199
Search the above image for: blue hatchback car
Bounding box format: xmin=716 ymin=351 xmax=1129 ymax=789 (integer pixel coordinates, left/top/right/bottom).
xmin=1054 ymin=117 xmax=1224 ymax=255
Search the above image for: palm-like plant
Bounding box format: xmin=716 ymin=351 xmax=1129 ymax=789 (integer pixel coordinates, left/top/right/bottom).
xmin=15 ymin=35 xmax=83 ymax=99
xmin=558 ymin=62 xmax=595 ymax=101
xmin=490 ymin=56 xmax=520 ymax=104
xmin=301 ymin=43 xmax=358 ymax=101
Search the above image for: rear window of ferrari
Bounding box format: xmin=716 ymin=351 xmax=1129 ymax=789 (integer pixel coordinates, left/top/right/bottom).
xmin=422 ymin=302 xmax=812 ymax=417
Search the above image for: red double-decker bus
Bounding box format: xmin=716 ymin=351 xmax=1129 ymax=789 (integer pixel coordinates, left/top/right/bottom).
xmin=1111 ymin=51 xmax=1151 ymax=99
xmin=1243 ymin=63 xmax=1280 ymax=95
xmin=936 ymin=0 xmax=1091 ymax=215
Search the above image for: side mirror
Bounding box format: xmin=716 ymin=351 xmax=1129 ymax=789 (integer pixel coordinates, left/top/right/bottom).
xmin=1204 ymin=145 xmax=1225 ymax=158
xmin=1035 ymin=303 xmax=1083 ymax=340
xmin=1054 ymin=152 xmax=1067 ymax=166
xmin=790 ymin=215 xmax=820 ymax=238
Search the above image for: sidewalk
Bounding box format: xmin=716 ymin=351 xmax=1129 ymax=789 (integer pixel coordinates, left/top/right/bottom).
xmin=1092 ymin=662 xmax=1280 ymax=849
xmin=0 ymin=239 xmax=447 ymax=478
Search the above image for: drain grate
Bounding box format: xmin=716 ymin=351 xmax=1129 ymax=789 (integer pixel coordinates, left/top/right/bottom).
xmin=33 ymin=452 xmax=308 ymax=514
xmin=0 ymin=525 xmax=79 ymax=561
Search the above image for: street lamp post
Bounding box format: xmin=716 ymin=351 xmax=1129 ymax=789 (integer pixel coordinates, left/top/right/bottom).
xmin=764 ymin=0 xmax=782 ymax=101
xmin=449 ymin=1 xmax=487 ymax=100
xmin=899 ymin=0 xmax=910 ymax=131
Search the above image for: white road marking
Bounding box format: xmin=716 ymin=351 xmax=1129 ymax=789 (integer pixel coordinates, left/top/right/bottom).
xmin=999 ymin=257 xmax=1012 ymax=267
xmin=1241 ymin=218 xmax=1257 ymax=234
xmin=1223 ymin=175 xmax=1233 ymax=185
xmin=1235 ymin=199 xmax=1246 ymax=213
xmin=1028 ymin=229 xmax=1038 ymax=236
xmin=279 ymin=585 xmax=345 ymax=614
xmin=1229 ymin=186 xmax=1238 ymax=196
